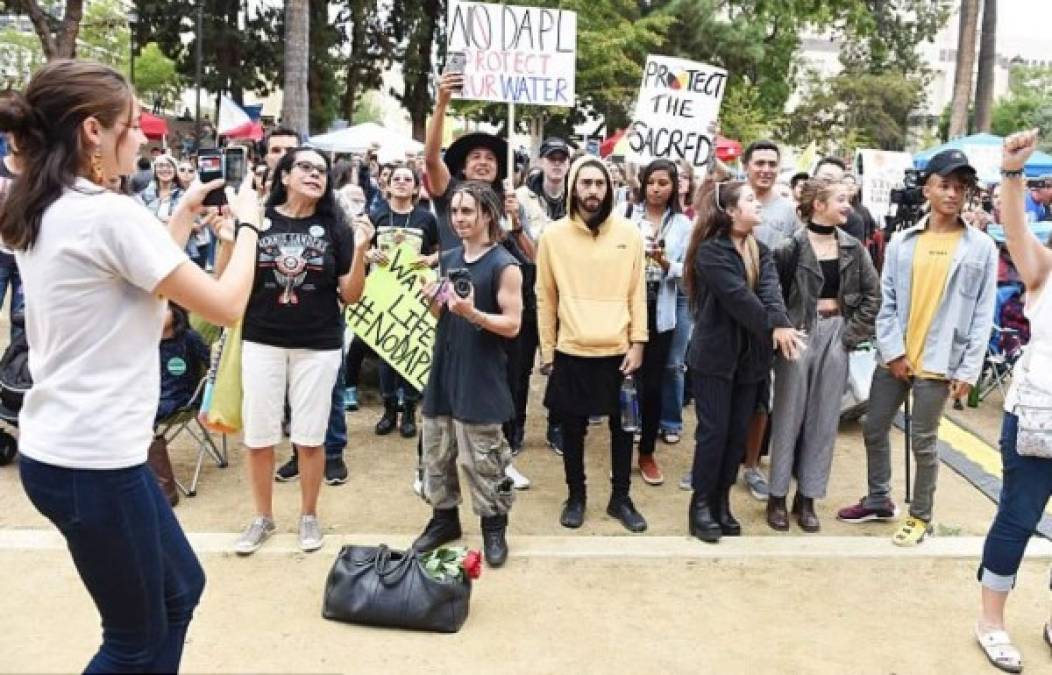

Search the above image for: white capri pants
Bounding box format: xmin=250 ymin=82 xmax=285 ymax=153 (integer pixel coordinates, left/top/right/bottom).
xmin=241 ymin=340 xmax=342 ymax=448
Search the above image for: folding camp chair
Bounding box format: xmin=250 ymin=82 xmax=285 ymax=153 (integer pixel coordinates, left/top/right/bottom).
xmin=155 ymin=377 xmax=229 ymax=497
xmin=974 ymin=326 xmax=1024 ymax=404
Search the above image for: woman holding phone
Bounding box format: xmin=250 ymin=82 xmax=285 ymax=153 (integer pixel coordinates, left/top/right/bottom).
xmin=0 ymin=59 xmax=261 ymax=673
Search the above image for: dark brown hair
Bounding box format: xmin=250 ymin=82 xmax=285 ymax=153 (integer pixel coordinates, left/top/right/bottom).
xmin=684 ymin=180 xmax=749 ymax=301
xmin=0 ymin=60 xmax=134 ymax=250
xmin=450 ymin=180 xmax=505 ymax=244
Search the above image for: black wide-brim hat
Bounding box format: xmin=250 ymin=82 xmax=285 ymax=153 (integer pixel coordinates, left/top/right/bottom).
xmin=443 ymin=132 xmax=508 ymax=182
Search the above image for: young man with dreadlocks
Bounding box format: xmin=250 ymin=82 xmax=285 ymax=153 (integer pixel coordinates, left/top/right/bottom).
xmin=412 ymin=181 xmax=524 ymax=568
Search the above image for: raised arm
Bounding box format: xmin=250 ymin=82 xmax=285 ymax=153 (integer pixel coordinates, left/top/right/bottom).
xmin=1001 ymin=129 xmax=1052 ymax=295
xmin=425 ymin=72 xmax=461 ymax=199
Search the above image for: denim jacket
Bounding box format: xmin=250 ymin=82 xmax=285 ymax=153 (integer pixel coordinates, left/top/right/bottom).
xmin=875 ymin=216 xmax=998 ymax=384
xmin=625 ymin=205 xmax=692 ymax=333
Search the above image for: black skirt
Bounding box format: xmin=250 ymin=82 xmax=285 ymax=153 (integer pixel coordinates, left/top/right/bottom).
xmin=543 ymin=351 xmax=625 ymax=418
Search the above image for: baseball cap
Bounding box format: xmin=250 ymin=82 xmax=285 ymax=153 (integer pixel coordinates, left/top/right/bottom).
xmin=539 ymin=137 xmax=571 ymax=159
xmin=922 ymin=149 xmax=976 ymax=182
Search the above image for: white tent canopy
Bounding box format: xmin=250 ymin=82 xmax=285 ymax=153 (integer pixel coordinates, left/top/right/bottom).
xmin=308 ymin=123 xmax=423 ymax=163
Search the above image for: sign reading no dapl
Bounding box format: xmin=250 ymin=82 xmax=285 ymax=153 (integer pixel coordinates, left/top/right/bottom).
xmin=446 ymin=1 xmax=577 ymax=107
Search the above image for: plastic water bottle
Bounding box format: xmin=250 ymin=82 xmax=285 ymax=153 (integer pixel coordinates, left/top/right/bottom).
xmin=620 ymin=375 xmax=640 ymax=433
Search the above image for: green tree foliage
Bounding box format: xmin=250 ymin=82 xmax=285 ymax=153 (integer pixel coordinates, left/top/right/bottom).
xmin=134 ymin=41 xmax=180 ymax=110
xmin=991 ymin=65 xmax=1052 ymax=152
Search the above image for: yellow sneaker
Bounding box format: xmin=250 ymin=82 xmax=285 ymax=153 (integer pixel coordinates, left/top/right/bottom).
xmin=892 ymin=517 xmax=931 ymax=547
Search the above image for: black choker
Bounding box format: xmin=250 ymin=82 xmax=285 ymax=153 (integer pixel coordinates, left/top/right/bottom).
xmin=807 ymin=223 xmax=836 ymax=236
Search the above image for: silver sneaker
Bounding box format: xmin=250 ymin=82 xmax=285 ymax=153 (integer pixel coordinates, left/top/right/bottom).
xmin=505 ymin=463 xmax=531 ymax=490
xmin=235 ymin=516 xmax=276 ymax=556
xmin=742 ymin=467 xmax=770 ymax=501
xmin=299 ymin=514 xmax=324 ymax=552
xmin=679 ymin=472 xmax=692 ymax=491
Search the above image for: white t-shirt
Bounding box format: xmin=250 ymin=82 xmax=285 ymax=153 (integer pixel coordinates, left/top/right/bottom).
xmin=15 ymin=179 xmax=187 ymax=469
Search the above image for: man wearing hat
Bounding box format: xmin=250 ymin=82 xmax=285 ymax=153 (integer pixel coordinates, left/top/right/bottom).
xmin=1024 ymin=175 xmax=1052 ymax=222
xmin=837 ymin=149 xmax=997 ymax=546
xmin=510 ymin=137 xmax=572 ymax=456
xmin=425 ymin=71 xmax=510 ymax=251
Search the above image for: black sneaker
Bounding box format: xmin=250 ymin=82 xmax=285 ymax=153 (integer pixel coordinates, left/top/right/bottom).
xmin=275 ymin=455 xmax=299 ymax=482
xmin=324 ymin=456 xmax=348 ymax=485
xmin=607 ymin=496 xmax=647 ymax=533
xmin=546 ymin=423 xmax=564 ymax=456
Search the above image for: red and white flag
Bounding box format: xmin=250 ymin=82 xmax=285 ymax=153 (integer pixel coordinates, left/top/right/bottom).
xmin=217 ymin=95 xmax=262 ymax=141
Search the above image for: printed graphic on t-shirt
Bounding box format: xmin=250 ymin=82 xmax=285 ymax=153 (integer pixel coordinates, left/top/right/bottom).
xmin=166 ymin=356 xmax=187 ymax=376
xmin=258 ymin=229 xmax=330 ymax=305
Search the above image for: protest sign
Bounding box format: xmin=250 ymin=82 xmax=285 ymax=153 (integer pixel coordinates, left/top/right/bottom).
xmin=446 ymin=1 xmax=577 ymax=107
xmin=855 ymin=150 xmax=915 ymax=220
xmin=345 ymin=244 xmax=438 ymax=393
xmin=626 ymin=55 xmax=727 ymax=168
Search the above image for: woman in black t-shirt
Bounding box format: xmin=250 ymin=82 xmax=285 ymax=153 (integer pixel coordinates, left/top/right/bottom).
xmin=364 ymin=164 xmax=439 ymax=438
xmin=235 ymin=148 xmax=372 ymax=556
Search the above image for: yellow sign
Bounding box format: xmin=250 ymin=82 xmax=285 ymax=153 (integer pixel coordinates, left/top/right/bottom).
xmin=345 ymin=243 xmax=438 ymax=393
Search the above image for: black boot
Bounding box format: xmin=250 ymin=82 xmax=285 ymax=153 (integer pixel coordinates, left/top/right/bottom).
xmin=560 ymin=488 xmax=586 ymax=529
xmin=689 ymin=492 xmax=721 ymax=543
xmin=715 ymin=488 xmax=741 ymax=536
xmin=796 ymin=495 xmax=821 ymax=533
xmin=607 ymin=494 xmax=647 ymax=533
xmin=375 ymin=398 xmax=398 ymax=436
xmin=481 ymin=514 xmax=509 ymax=567
xmin=412 ymin=508 xmax=462 ymax=551
xmin=399 ymin=402 xmax=418 ymax=438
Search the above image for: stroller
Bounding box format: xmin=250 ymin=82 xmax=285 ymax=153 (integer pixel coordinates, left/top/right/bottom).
xmin=0 ymin=313 xmax=27 ymax=466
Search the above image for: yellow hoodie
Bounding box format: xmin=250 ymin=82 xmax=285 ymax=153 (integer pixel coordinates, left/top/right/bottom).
xmin=536 ymin=157 xmax=648 ymax=364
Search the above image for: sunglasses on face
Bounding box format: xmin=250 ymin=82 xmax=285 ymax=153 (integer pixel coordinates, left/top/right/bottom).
xmin=178 ymin=167 xmax=195 ymax=173
xmin=293 ymin=160 xmax=327 ymax=175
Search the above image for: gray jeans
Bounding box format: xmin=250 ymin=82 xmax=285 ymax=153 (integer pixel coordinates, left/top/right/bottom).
xmin=769 ymin=315 xmax=849 ymax=499
xmin=862 ymin=367 xmax=949 ymax=521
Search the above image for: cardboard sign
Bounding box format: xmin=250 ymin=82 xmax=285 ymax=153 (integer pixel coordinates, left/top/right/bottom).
xmin=626 ymin=55 xmax=727 ymax=168
xmin=855 ymin=150 xmax=915 ymax=220
xmin=345 ymin=244 xmax=438 ymax=392
xmin=446 ymin=1 xmax=577 ymax=107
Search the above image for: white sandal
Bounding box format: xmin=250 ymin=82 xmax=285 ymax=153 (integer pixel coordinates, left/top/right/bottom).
xmin=975 ymin=623 xmax=1023 ymax=673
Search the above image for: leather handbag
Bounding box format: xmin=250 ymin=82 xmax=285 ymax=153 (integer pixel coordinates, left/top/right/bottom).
xmin=322 ymin=544 xmax=471 ymax=633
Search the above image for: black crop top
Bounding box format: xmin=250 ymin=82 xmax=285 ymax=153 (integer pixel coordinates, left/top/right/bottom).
xmin=818 ymin=259 xmax=839 ymax=299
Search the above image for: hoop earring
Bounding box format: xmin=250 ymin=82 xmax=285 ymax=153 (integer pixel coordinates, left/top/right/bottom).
xmin=90 ymin=148 xmax=105 ymax=185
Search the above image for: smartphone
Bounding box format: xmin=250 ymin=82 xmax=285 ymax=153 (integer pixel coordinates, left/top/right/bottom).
xmin=445 ymin=51 xmax=467 ymax=93
xmin=197 ymin=148 xmax=226 ymax=206
xmin=223 ymin=146 xmax=246 ymax=190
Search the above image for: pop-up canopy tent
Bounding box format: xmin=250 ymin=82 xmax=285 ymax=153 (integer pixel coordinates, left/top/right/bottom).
xmin=308 ymin=123 xmax=424 ymax=163
xmin=140 ymin=111 xmax=169 ymax=141
xmin=914 ymin=133 xmax=1052 ymax=183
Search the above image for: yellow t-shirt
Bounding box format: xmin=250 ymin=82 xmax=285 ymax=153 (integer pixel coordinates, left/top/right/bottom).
xmin=906 ymin=229 xmax=964 ymax=377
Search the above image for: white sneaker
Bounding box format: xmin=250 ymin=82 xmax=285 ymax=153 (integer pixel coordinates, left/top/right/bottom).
xmin=412 ymin=469 xmax=423 ymax=497
xmin=298 ymin=514 xmax=324 ymax=552
xmin=235 ymin=516 xmax=276 ymax=556
xmin=505 ymin=463 xmax=531 ymax=490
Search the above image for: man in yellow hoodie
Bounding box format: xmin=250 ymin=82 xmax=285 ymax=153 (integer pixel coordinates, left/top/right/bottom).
xmin=536 ymin=156 xmax=649 ymax=532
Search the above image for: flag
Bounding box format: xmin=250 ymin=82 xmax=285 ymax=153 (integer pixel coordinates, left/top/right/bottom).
xmin=217 ymin=95 xmax=263 ymax=141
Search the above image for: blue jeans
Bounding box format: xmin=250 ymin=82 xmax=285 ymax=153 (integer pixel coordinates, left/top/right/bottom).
xmin=19 ymin=456 xmax=205 ymax=673
xmin=0 ymin=255 xmax=24 ymax=341
xmin=659 ymin=293 xmax=692 ymax=434
xmin=324 ymin=348 xmax=347 ymax=459
xmin=979 ymin=413 xmax=1052 ymax=591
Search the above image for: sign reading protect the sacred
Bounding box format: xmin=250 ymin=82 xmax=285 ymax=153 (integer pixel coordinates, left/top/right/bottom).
xmin=446 ymin=1 xmax=577 ymax=107
xmin=626 ymin=55 xmax=728 ymax=168
xmin=345 ymin=243 xmax=437 ymax=392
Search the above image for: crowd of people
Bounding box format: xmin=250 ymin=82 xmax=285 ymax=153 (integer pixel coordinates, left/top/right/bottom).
xmin=1 ymin=59 xmax=1052 ymax=673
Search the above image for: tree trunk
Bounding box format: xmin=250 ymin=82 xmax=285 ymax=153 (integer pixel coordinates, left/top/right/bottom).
xmin=974 ymin=0 xmax=998 ymax=133
xmin=949 ymin=0 xmax=980 ymax=138
xmin=282 ymin=0 xmax=310 ymax=137
xmin=18 ymin=0 xmax=85 ymax=59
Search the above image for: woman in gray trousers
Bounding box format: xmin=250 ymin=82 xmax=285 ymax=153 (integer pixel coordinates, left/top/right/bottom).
xmin=768 ymin=179 xmax=880 ymax=532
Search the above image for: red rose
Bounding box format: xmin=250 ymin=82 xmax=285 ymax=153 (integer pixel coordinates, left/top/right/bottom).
xmin=463 ymin=549 xmax=482 ymax=580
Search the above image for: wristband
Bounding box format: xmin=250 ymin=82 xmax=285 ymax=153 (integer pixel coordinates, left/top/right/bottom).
xmin=235 ymin=221 xmax=261 ymax=240
xmin=1000 ymin=168 xmax=1025 ymax=179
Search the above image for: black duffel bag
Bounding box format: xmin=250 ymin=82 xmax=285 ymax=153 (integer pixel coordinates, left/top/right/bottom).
xmin=322 ymin=544 xmax=471 ymax=633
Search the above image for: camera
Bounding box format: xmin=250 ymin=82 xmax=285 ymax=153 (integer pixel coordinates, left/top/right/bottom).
xmin=446 ymin=268 xmax=473 ymax=299
xmin=889 ymin=169 xmax=925 ymax=208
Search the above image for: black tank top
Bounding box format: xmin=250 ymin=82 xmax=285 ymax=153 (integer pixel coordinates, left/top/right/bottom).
xmin=818 ymin=258 xmax=840 ymax=299
xmin=421 ymin=245 xmax=520 ymax=424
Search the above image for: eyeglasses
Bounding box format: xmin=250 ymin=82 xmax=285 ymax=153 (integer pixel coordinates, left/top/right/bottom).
xmin=293 ymin=160 xmax=327 ymax=175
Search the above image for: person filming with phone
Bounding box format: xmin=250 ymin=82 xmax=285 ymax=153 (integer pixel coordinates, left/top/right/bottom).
xmin=412 ymin=181 xmax=523 ymax=570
